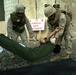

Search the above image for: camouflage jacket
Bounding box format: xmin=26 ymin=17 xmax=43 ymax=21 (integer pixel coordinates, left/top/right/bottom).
xmin=7 ymin=12 xmax=34 ymax=38
xmin=47 ymin=10 xmax=71 ymax=39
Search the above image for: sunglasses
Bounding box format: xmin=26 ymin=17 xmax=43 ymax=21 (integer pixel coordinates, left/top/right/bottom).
xmin=16 ymin=12 xmax=24 ymax=14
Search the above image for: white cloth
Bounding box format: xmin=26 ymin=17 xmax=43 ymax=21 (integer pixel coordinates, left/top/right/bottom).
xmin=19 ymin=43 xmax=25 ymax=47
xmin=0 ymin=46 xmax=3 ymax=53
xmin=50 ymin=38 xmax=56 ymax=44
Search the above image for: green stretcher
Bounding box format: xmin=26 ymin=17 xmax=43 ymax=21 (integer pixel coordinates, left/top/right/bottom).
xmin=0 ymin=34 xmax=54 ymax=61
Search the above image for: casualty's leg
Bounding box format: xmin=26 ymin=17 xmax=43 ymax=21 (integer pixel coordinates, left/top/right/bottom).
xmin=0 ymin=34 xmax=46 ymax=61
xmin=0 ymin=34 xmax=29 ymax=59
xmin=0 ymin=34 xmax=55 ymax=61
xmin=0 ymin=34 xmax=17 ymax=50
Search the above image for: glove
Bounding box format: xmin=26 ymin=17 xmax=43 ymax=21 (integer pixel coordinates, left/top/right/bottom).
xmin=33 ymin=37 xmax=36 ymax=42
xmin=50 ymin=38 xmax=56 ymax=44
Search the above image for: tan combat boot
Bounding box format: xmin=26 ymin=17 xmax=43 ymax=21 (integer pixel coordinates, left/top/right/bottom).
xmin=50 ymin=53 xmax=61 ymax=62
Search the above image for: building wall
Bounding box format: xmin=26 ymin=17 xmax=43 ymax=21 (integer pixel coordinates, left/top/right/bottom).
xmin=0 ymin=0 xmax=18 ymax=35
xmin=4 ymin=0 xmax=18 ymax=22
xmin=19 ymin=0 xmax=36 ymax=19
xmin=0 ymin=21 xmax=6 ymax=35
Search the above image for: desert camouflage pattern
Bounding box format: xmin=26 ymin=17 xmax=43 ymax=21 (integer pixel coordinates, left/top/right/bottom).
xmin=7 ymin=14 xmax=34 ymax=46
xmin=48 ymin=12 xmax=73 ymax=55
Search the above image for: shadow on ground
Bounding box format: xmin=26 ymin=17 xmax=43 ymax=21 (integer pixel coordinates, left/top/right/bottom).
xmin=0 ymin=58 xmax=76 ymax=75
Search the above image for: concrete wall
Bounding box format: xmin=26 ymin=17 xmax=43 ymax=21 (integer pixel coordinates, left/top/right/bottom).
xmin=19 ymin=0 xmax=36 ymax=19
xmin=0 ymin=21 xmax=6 ymax=35
xmin=4 ymin=0 xmax=18 ymax=23
xmin=0 ymin=0 xmax=18 ymax=35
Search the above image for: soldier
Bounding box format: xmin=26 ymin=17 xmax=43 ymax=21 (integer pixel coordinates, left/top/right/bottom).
xmin=6 ymin=4 xmax=36 ymax=58
xmin=7 ymin=4 xmax=36 ymax=46
xmin=44 ymin=4 xmax=73 ymax=61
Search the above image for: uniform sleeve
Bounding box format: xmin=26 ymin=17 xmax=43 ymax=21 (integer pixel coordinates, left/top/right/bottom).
xmin=55 ymin=13 xmax=66 ymax=38
xmin=7 ymin=17 xmax=13 ymax=37
xmin=25 ymin=16 xmax=34 ymax=38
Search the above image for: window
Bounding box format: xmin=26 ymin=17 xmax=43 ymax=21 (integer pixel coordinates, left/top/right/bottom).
xmin=0 ymin=0 xmax=5 ymax=21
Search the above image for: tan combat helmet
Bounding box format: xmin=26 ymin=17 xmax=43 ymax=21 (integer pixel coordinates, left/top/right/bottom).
xmin=15 ymin=4 xmax=25 ymax=13
xmin=44 ymin=4 xmax=56 ymax=17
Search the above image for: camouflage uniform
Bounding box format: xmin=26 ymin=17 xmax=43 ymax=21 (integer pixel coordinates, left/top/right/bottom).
xmin=44 ymin=4 xmax=73 ymax=59
xmin=7 ymin=4 xmax=34 ymax=46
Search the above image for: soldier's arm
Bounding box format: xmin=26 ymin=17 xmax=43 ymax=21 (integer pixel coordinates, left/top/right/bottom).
xmin=55 ymin=13 xmax=66 ymax=38
xmin=25 ymin=16 xmax=34 ymax=38
xmin=39 ymin=27 xmax=60 ymax=43
xmin=7 ymin=17 xmax=13 ymax=37
xmin=47 ymin=27 xmax=60 ymax=40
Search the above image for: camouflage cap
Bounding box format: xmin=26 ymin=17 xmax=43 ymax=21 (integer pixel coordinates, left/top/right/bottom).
xmin=44 ymin=4 xmax=56 ymax=17
xmin=15 ymin=4 xmax=25 ymax=13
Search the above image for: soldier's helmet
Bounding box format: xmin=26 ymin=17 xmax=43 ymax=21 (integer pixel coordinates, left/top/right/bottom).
xmin=44 ymin=4 xmax=56 ymax=17
xmin=15 ymin=4 xmax=25 ymax=13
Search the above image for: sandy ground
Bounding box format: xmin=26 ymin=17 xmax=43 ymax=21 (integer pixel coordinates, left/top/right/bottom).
xmin=0 ymin=49 xmax=56 ymax=71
